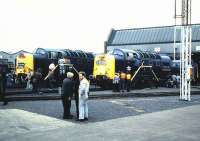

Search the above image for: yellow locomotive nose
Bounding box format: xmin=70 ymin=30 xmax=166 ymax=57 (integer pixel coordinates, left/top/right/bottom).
xmin=93 ymin=54 xmax=115 ymax=80
xmin=16 ymin=53 xmax=34 ymax=76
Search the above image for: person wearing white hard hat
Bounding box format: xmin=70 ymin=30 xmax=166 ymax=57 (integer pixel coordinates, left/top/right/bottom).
xmin=49 ymin=63 xmax=56 ymax=70
xmin=48 ymin=63 xmax=56 ymax=89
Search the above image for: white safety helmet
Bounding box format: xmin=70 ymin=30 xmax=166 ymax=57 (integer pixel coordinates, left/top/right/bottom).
xmin=49 ymin=63 xmax=56 ymax=70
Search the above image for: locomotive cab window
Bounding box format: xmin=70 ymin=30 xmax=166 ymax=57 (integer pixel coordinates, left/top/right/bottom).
xmin=17 ymin=63 xmax=25 ymax=69
xmin=36 ymin=48 xmax=46 ymax=55
xmin=113 ymin=50 xmax=123 ymax=56
xmin=96 ymin=60 xmax=106 ymax=65
xmin=113 ymin=49 xmax=124 ymax=59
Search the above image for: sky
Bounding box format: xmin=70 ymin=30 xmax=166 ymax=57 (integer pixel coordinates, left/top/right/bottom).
xmin=0 ymin=0 xmax=199 ymax=53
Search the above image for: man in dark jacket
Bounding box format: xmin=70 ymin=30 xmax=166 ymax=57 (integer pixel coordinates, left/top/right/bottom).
xmin=62 ymin=72 xmax=74 ymax=119
xmin=32 ymin=68 xmax=42 ymax=94
xmin=0 ymin=67 xmax=8 ymax=105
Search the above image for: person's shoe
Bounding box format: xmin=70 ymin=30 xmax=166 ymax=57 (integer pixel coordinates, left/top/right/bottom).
xmin=78 ymin=119 xmax=85 ymax=122
xmin=84 ymin=118 xmax=88 ymax=121
xmin=66 ymin=115 xmax=73 ymax=119
xmin=63 ymin=114 xmax=73 ymax=119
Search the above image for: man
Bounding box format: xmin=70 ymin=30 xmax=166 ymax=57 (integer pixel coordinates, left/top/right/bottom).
xmin=26 ymin=68 xmax=33 ymax=89
xmin=58 ymin=58 xmax=66 ymax=85
xmin=78 ymin=71 xmax=89 ymax=121
xmin=171 ymin=74 xmax=177 ymax=88
xmin=48 ymin=63 xmax=56 ymax=89
xmin=62 ymin=72 xmax=74 ymax=119
xmin=0 ymin=67 xmax=8 ymax=105
xmin=58 ymin=57 xmax=71 ymax=76
xmin=176 ymin=74 xmax=180 ymax=88
xmin=126 ymin=72 xmax=131 ymax=92
xmin=32 ymin=68 xmax=42 ymax=94
xmin=113 ymin=73 xmax=120 ymax=92
xmin=58 ymin=57 xmax=71 ymax=86
xmin=120 ymin=71 xmax=126 ymax=92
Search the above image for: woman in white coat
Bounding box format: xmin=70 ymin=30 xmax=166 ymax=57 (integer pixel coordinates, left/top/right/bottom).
xmin=78 ymin=72 xmax=89 ymax=121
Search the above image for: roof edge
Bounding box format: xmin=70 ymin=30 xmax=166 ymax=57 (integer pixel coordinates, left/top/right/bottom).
xmin=113 ymin=23 xmax=200 ymax=32
xmin=107 ymin=40 xmax=200 ymax=46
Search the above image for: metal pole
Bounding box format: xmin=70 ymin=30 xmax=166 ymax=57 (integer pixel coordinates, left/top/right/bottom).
xmin=174 ymin=26 xmax=177 ymax=61
xmin=174 ymin=0 xmax=177 ymax=61
xmin=179 ymin=0 xmax=192 ymax=101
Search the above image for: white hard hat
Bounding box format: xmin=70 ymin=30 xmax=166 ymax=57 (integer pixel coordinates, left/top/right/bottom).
xmin=49 ymin=63 xmax=56 ymax=70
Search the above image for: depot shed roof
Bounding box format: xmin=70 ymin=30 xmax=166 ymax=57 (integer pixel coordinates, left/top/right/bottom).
xmin=107 ymin=24 xmax=200 ymax=46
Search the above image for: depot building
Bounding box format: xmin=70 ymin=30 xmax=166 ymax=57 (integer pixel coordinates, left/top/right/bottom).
xmin=105 ymin=24 xmax=200 ymax=58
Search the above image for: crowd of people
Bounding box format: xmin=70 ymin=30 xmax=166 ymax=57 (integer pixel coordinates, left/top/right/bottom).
xmin=166 ymin=73 xmax=180 ymax=88
xmin=1 ymin=67 xmax=90 ymax=121
xmin=0 ymin=58 xmax=181 ymax=122
xmin=3 ymin=68 xmax=43 ymax=94
xmin=0 ymin=66 xmax=8 ymax=105
xmin=112 ymin=71 xmax=132 ymax=92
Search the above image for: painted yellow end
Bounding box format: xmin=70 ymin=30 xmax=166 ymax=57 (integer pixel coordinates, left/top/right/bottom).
xmin=16 ymin=53 xmax=34 ymax=75
xmin=93 ymin=54 xmax=115 ymax=79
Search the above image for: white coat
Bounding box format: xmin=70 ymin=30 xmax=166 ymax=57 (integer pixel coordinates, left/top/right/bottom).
xmin=78 ymin=78 xmax=89 ymax=119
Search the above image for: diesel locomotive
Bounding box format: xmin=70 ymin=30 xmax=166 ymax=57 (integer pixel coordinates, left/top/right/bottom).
xmin=15 ymin=48 xmax=94 ymax=87
xmin=93 ymin=49 xmax=176 ymax=88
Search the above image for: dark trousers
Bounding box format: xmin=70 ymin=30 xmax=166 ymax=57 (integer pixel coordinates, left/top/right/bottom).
xmin=32 ymin=81 xmax=38 ymax=92
xmin=126 ymin=80 xmax=131 ymax=92
xmin=61 ymin=95 xmax=71 ymax=117
xmin=112 ymin=83 xmax=116 ymax=92
xmin=113 ymin=83 xmax=120 ymax=92
xmin=0 ymin=82 xmax=7 ymax=105
xmin=120 ymin=79 xmax=125 ymax=92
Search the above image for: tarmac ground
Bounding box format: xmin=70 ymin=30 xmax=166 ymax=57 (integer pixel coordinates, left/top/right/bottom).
xmin=1 ymin=94 xmax=200 ymax=141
